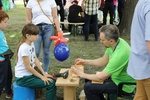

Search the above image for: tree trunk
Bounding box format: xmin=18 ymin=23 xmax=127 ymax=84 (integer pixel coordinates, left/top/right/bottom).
xmin=118 ymin=0 xmax=138 ymax=35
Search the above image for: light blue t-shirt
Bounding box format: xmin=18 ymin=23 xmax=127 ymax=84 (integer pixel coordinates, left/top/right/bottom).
xmin=0 ymin=30 xmax=9 ymax=60
xmin=127 ymin=0 xmax=150 ymax=80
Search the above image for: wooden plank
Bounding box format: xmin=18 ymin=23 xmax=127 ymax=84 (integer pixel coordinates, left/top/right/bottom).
xmin=64 ymin=86 xmax=76 ymax=100
xmin=63 ymin=32 xmax=71 ymax=35
xmin=92 ymin=72 xmax=104 ymax=84
xmin=71 ymin=65 xmax=84 ymax=78
xmin=60 ymin=22 xmax=84 ymax=25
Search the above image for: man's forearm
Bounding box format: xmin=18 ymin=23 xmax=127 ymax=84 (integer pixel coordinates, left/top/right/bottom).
xmin=84 ymin=58 xmax=107 ymax=67
xmin=80 ymin=73 xmax=105 ymax=82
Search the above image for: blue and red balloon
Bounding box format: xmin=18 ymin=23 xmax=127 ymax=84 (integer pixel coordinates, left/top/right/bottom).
xmin=50 ymin=31 xmax=68 ymax=46
xmin=54 ymin=42 xmax=70 ymax=61
xmin=50 ymin=31 xmax=70 ymax=61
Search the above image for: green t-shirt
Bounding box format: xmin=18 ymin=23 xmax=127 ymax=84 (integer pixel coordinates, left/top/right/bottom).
xmin=104 ymin=38 xmax=135 ymax=93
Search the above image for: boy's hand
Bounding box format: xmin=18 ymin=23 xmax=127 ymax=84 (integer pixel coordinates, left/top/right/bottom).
xmin=43 ymin=72 xmax=53 ymax=78
xmin=41 ymin=76 xmax=53 ymax=85
xmin=74 ymin=58 xmax=85 ymax=65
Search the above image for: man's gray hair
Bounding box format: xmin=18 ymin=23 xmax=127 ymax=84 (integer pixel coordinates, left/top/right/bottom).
xmin=99 ymin=24 xmax=120 ymax=42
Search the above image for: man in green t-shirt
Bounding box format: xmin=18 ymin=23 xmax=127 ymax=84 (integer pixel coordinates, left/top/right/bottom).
xmin=71 ymin=24 xmax=135 ymax=100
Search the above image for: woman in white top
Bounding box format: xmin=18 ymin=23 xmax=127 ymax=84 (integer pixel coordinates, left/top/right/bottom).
xmin=15 ymin=23 xmax=56 ymax=100
xmin=26 ymin=0 xmax=61 ymax=72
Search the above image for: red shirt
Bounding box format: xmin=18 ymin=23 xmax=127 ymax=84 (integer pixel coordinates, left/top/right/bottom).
xmin=0 ymin=60 xmax=4 ymax=62
xmin=101 ymin=0 xmax=105 ymax=6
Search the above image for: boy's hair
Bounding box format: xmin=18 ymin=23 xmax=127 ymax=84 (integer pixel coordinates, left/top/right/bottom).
xmin=99 ymin=24 xmax=120 ymax=42
xmin=15 ymin=23 xmax=39 ymax=62
xmin=0 ymin=11 xmax=9 ymax=23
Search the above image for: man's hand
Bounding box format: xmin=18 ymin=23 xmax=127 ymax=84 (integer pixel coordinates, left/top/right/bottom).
xmin=74 ymin=58 xmax=85 ymax=65
xmin=71 ymin=66 xmax=83 ymax=77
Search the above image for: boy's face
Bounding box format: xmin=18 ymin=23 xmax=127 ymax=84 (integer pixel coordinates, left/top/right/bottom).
xmin=0 ymin=17 xmax=9 ymax=29
xmin=100 ymin=32 xmax=112 ymax=48
xmin=26 ymin=34 xmax=38 ymax=43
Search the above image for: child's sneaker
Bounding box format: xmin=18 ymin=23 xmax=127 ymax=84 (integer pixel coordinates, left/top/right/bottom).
xmin=6 ymin=93 xmax=13 ymax=99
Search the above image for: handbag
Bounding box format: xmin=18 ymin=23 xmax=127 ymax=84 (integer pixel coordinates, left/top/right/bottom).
xmin=37 ymin=1 xmax=58 ymax=36
xmin=0 ymin=49 xmax=14 ymax=60
xmin=53 ymin=23 xmax=58 ymax=36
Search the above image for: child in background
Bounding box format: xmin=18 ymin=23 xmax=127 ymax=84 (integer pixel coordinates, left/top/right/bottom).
xmin=0 ymin=0 xmax=2 ymax=10
xmin=15 ymin=23 xmax=56 ymax=100
xmin=0 ymin=11 xmax=13 ymax=98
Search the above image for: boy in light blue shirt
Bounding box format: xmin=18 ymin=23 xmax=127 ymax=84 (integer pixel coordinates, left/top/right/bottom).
xmin=0 ymin=11 xmax=13 ymax=98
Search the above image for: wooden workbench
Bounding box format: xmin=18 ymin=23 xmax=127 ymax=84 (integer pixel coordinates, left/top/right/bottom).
xmin=56 ymin=67 xmax=83 ymax=100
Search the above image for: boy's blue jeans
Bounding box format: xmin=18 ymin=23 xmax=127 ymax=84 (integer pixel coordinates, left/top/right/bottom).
xmin=0 ymin=59 xmax=12 ymax=95
xmin=35 ymin=24 xmax=54 ymax=72
xmin=84 ymin=13 xmax=98 ymax=41
xmin=84 ymin=79 xmax=117 ymax=100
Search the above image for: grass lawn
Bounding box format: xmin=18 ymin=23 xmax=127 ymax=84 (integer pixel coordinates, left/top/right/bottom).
xmin=0 ymin=3 xmax=130 ymax=100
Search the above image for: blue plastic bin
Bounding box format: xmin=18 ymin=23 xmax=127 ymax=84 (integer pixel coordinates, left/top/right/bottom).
xmin=13 ymin=82 xmax=35 ymax=100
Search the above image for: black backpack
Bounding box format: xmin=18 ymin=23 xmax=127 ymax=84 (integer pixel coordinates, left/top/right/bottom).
xmin=0 ymin=0 xmax=3 ymax=7
xmin=0 ymin=49 xmax=14 ymax=60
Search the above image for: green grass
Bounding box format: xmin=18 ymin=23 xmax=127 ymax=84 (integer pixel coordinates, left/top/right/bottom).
xmin=0 ymin=3 xmax=130 ymax=100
